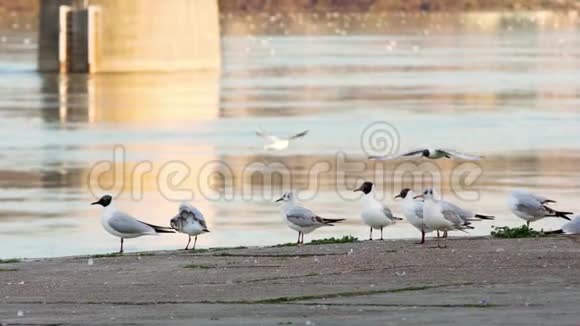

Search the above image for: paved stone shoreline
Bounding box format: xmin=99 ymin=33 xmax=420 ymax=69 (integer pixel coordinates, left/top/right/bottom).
xmin=0 ymin=237 xmax=579 ymax=325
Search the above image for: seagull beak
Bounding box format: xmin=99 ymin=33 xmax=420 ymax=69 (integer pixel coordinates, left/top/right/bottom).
xmin=353 ymin=186 xmax=363 ymax=192
xmin=413 ymin=195 xmax=423 ymax=199
xmin=90 ymin=201 xmax=99 ymax=205
xmin=394 ymin=194 xmax=401 ymax=199
xmin=275 ymin=197 xmax=283 ymax=202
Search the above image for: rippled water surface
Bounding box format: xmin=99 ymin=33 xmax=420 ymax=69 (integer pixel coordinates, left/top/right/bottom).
xmin=0 ymin=9 xmax=579 ymax=257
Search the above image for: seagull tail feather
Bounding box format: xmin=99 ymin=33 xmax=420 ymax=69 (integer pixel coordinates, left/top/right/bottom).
xmin=143 ymin=222 xmax=175 ymax=234
xmin=321 ymin=218 xmax=346 ymax=225
xmin=474 ymin=214 xmax=495 ymax=220
xmin=552 ymin=210 xmax=573 ymax=221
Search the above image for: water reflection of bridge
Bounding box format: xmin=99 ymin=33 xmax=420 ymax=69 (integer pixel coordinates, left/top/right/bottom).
xmin=38 ymin=0 xmax=221 ymax=73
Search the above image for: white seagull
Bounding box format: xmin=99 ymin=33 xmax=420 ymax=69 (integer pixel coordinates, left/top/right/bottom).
xmin=419 ymin=188 xmax=473 ymax=248
xmin=91 ymin=195 xmax=174 ymax=253
xmin=275 ymin=191 xmax=345 ymax=244
xmin=353 ymin=181 xmax=401 ymax=240
xmin=256 ymin=128 xmax=308 ymax=151
xmin=508 ymin=190 xmax=572 ymax=227
xmin=369 ymin=148 xmax=481 ymax=161
xmin=170 ymin=202 xmax=210 ymax=250
xmin=394 ymin=188 xmax=431 ymax=244
xmin=546 ymin=216 xmax=580 ymax=241
xmin=423 ymin=190 xmax=494 ymax=238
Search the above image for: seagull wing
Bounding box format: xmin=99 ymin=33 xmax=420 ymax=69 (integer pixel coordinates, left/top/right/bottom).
xmin=439 ymin=149 xmax=482 ymax=160
xmin=256 ymin=129 xmax=278 ymax=142
xmin=441 ymin=200 xmax=474 ymax=222
xmin=109 ymin=211 xmax=155 ymax=235
xmin=288 ymin=130 xmax=308 ymax=140
xmin=414 ymin=201 xmax=425 ymax=219
xmin=285 ymin=206 xmax=325 ymax=227
xmin=515 ymin=195 xmax=547 ymax=217
xmin=440 ymin=206 xmax=467 ymax=227
xmin=368 ymin=149 xmax=425 ymax=161
xmin=382 ymin=205 xmax=400 ymax=221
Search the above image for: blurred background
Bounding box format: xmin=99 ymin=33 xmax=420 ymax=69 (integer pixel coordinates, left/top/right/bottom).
xmin=0 ymin=0 xmax=579 ymax=257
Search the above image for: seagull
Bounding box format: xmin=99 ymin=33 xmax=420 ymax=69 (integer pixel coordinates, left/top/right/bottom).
xmin=91 ymin=195 xmax=174 ymax=253
xmin=353 ymin=181 xmax=401 ymax=240
xmin=369 ymin=148 xmax=481 ymax=161
xmin=275 ymin=191 xmax=345 ymax=244
xmin=545 ymin=216 xmax=580 ymax=241
xmin=430 ymin=192 xmax=495 ymax=238
xmin=170 ymin=202 xmax=210 ymax=250
xmin=394 ymin=188 xmax=432 ymax=244
xmin=508 ymin=190 xmax=572 ymax=227
xmin=256 ymin=128 xmax=308 ymax=151
xmin=418 ymin=188 xmax=473 ymax=248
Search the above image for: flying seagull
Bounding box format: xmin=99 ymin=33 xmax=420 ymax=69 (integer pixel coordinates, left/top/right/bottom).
xmin=275 ymin=191 xmax=345 ymax=244
xmin=91 ymin=195 xmax=174 ymax=253
xmin=369 ymin=148 xmax=481 ymax=161
xmin=256 ymin=128 xmax=308 ymax=151
xmin=353 ymin=181 xmax=401 ymax=240
xmin=170 ymin=202 xmax=210 ymax=250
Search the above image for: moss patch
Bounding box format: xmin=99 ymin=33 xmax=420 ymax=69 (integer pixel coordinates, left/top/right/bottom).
xmin=271 ymin=242 xmax=297 ymax=248
xmin=491 ymin=225 xmax=546 ymax=238
xmin=273 ymin=236 xmax=358 ymax=248
xmin=307 ymin=236 xmax=358 ymax=245
xmin=0 ymin=258 xmax=20 ymax=264
xmin=212 ymin=252 xmax=344 ymax=258
xmin=210 ymin=246 xmax=248 ymax=251
xmin=91 ymin=253 xmax=122 ymax=258
xmin=137 ymin=253 xmax=155 ymax=257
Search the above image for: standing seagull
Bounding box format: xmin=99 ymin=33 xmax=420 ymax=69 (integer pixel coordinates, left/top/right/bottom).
xmin=170 ymin=202 xmax=210 ymax=250
xmin=369 ymin=148 xmax=481 ymax=161
xmin=419 ymin=188 xmax=473 ymax=248
xmin=256 ymin=128 xmax=308 ymax=151
xmin=353 ymin=181 xmax=401 ymax=240
xmin=275 ymin=191 xmax=345 ymax=244
xmin=545 ymin=216 xmax=580 ymax=241
xmin=91 ymin=195 xmax=174 ymax=253
xmin=508 ymin=190 xmax=572 ymax=227
xmin=394 ymin=188 xmax=431 ymax=244
xmin=434 ymin=193 xmax=495 ymax=238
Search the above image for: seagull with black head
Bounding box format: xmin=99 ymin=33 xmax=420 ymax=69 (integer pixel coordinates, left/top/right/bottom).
xmin=353 ymin=181 xmax=401 ymax=241
xmin=91 ymin=195 xmax=174 ymax=253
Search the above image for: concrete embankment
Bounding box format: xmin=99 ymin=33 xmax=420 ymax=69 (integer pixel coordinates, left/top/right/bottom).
xmin=0 ymin=237 xmax=579 ymax=325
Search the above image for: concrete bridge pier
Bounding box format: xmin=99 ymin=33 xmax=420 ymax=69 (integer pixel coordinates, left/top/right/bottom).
xmin=38 ymin=0 xmax=221 ymax=73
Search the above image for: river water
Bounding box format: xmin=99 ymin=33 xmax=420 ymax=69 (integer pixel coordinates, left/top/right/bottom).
xmin=0 ymin=9 xmax=579 ymax=257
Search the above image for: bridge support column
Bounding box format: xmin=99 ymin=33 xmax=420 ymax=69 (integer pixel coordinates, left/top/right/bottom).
xmin=38 ymin=0 xmax=221 ymax=73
